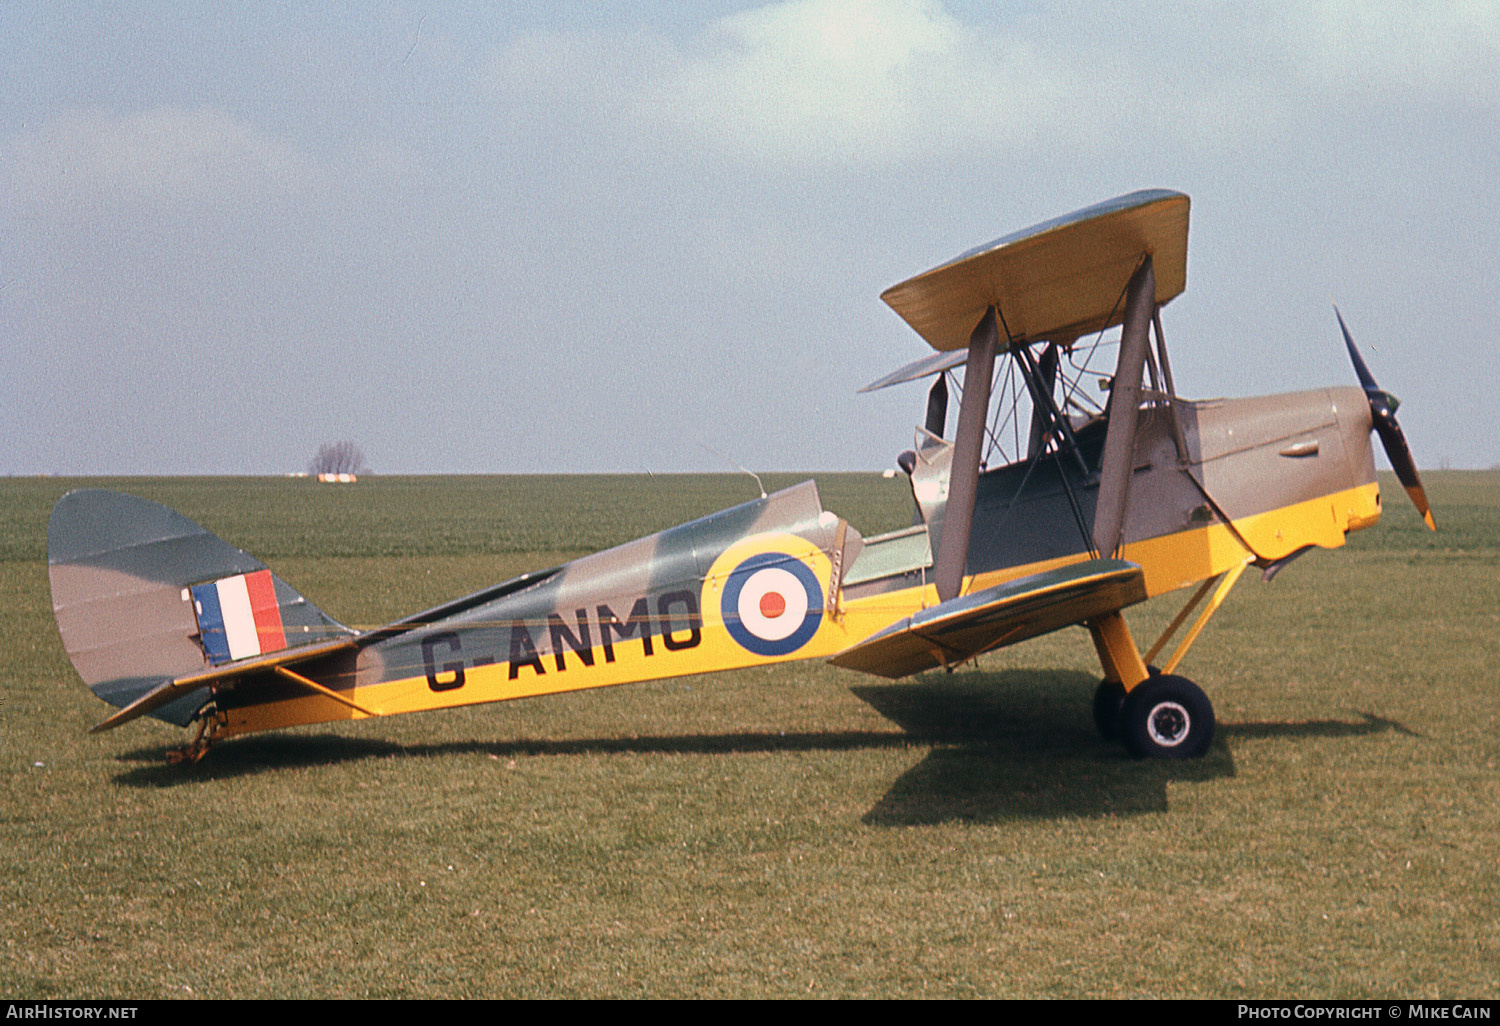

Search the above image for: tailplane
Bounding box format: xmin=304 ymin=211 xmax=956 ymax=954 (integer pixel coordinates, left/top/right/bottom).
xmin=48 ymin=490 xmax=353 ymax=726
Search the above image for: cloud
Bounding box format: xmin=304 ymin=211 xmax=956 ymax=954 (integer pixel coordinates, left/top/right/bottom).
xmin=487 ymin=0 xmax=1500 ymax=175
xmin=492 ymin=0 xmax=1063 ymax=169
xmin=641 ymin=0 xmax=1038 ymax=165
xmin=3 ymin=107 xmax=311 ymax=217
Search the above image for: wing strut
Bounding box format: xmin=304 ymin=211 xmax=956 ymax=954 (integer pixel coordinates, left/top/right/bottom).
xmin=932 ymin=307 xmax=998 ymax=602
xmin=1092 ymin=256 xmax=1156 ymax=558
xmin=1152 ymin=309 xmax=1176 ymax=396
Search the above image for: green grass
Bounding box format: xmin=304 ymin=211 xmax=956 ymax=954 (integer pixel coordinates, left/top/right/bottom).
xmin=1 ymin=472 xmax=1496 ymax=998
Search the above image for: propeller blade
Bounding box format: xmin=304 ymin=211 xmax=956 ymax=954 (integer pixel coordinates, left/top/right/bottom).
xmin=1374 ymin=415 xmax=1435 ymax=530
xmin=1335 ymin=307 xmax=1435 ymax=530
xmin=1335 ymin=307 xmax=1378 ymax=394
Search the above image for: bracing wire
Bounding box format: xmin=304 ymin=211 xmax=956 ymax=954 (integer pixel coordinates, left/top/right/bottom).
xmin=1057 ymin=271 xmax=1134 ymax=422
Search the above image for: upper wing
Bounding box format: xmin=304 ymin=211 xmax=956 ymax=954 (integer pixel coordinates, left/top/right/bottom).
xmin=880 ymin=190 xmax=1189 ymax=352
xmin=829 ymin=558 xmax=1146 ymax=678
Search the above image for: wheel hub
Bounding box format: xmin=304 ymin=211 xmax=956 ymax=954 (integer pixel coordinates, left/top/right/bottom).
xmin=1146 ymin=701 xmax=1190 ymax=747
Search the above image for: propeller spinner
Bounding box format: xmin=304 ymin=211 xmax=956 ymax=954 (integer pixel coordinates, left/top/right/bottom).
xmin=1336 ymin=308 xmax=1436 ymax=531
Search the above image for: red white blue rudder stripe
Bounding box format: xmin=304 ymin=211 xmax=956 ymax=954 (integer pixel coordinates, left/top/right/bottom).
xmin=190 ymin=569 xmax=287 ymax=664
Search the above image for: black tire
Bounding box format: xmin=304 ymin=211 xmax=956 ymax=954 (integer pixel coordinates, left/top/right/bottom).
xmin=1094 ymin=666 xmax=1162 ymax=741
xmin=1120 ymin=674 xmax=1215 ymax=760
xmin=1093 ymin=680 xmax=1127 ymax=740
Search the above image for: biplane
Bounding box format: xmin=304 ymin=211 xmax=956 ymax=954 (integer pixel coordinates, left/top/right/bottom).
xmin=49 ymin=189 xmax=1433 ymax=764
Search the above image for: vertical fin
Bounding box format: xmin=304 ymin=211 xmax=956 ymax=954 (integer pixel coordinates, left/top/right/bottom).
xmin=49 ymin=490 xmax=353 ymax=725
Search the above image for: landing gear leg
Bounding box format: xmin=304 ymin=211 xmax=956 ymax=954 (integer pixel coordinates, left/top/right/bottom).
xmin=1088 ymin=611 xmax=1149 ymax=688
xmin=1143 ymin=557 xmax=1252 ymax=674
xmin=1087 ymin=610 xmax=1148 ymax=744
xmin=1088 ymin=611 xmax=1215 ymax=759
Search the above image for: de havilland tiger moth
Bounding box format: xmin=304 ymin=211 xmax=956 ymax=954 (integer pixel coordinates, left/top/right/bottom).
xmin=48 ymin=189 xmax=1434 ymax=764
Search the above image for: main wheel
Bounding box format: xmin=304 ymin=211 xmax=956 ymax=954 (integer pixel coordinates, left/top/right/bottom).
xmin=1092 ymin=680 xmax=1127 ymax=740
xmin=1120 ymin=674 xmax=1215 ymax=760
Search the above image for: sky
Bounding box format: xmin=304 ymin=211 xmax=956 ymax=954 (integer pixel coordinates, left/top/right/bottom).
xmin=3 ymin=0 xmax=1497 ymax=475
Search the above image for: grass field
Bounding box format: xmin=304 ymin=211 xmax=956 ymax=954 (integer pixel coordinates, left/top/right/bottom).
xmin=1 ymin=472 xmax=1496 ymax=998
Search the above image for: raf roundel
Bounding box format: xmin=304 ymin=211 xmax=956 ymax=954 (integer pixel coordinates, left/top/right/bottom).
xmin=721 ymin=552 xmax=823 ymax=657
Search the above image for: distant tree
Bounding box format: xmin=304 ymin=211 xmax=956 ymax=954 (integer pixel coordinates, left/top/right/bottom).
xmin=308 ymin=441 xmax=370 ymax=476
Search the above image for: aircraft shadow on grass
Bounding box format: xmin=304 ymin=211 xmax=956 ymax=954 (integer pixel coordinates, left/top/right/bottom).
xmin=112 ymin=669 xmax=1416 ymax=824
xmin=853 ymin=669 xmax=1232 ymax=824
xmin=110 ymin=725 xmax=920 ymax=788
xmin=853 ymin=671 xmax=1420 ymax=824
